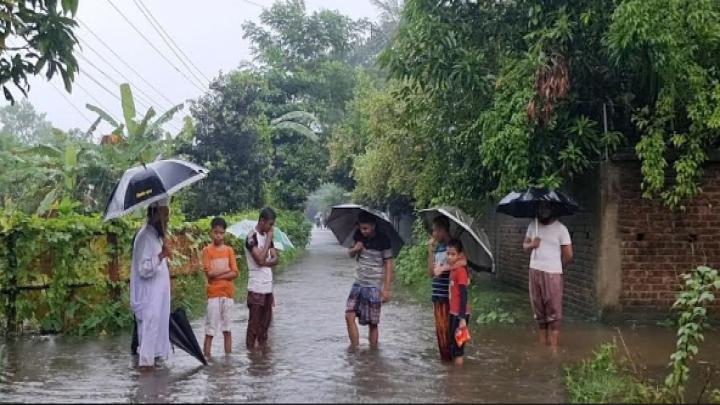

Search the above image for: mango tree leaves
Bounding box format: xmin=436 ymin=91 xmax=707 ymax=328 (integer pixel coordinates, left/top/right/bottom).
xmin=0 ymin=0 xmax=80 ymax=104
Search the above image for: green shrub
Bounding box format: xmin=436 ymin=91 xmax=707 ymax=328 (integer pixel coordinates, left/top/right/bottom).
xmin=1 ymin=208 xmax=311 ymax=336
xmin=565 ymin=343 xmax=646 ymax=403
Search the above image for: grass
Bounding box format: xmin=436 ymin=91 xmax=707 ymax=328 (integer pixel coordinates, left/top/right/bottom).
xmin=564 ymin=343 xmax=649 ymax=403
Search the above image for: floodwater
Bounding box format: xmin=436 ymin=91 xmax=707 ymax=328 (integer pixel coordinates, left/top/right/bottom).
xmin=1 ymin=229 xmax=718 ymax=403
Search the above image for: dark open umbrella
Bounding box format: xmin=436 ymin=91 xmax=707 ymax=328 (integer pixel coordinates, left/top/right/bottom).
xmin=496 ymin=187 xmax=579 ymax=219
xmin=496 ymin=187 xmax=579 ymax=257
xmin=326 ymin=204 xmax=405 ymax=257
xmin=103 ymin=159 xmax=208 ymax=221
xmin=419 ymin=206 xmax=495 ymax=273
xmin=169 ymin=308 xmax=207 ymax=366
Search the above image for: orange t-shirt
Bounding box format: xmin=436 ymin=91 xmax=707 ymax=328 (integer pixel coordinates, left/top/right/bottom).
xmin=202 ymin=244 xmax=239 ymax=299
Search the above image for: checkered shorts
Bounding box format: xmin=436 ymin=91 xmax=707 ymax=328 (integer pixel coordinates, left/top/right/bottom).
xmin=346 ymin=283 xmax=382 ymax=325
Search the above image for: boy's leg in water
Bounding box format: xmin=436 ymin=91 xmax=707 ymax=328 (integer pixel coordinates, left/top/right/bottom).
xmin=203 ymin=335 xmax=213 ymax=357
xmin=223 ymin=332 xmax=232 ymax=354
xmin=369 ymin=324 xmax=379 ymax=347
xmin=345 ymin=311 xmax=360 ymax=346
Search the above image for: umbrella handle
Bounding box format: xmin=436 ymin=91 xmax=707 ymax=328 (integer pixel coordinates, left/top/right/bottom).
xmin=531 ymin=217 xmax=538 ymax=261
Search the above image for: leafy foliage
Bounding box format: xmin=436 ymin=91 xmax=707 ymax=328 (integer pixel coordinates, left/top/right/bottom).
xmin=0 ymin=207 xmax=311 ymax=336
xmin=565 ymin=266 xmax=720 ymax=403
xmin=86 ymin=83 xmax=183 ymax=167
xmin=607 ymin=0 xmax=720 ymax=208
xmin=660 ymin=266 xmax=720 ymax=402
xmin=359 ymin=0 xmax=719 ymax=212
xmin=0 ymin=0 xmax=80 ymax=104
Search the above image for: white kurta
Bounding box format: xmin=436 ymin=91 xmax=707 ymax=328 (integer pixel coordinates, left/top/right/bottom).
xmin=130 ymin=224 xmax=171 ymax=367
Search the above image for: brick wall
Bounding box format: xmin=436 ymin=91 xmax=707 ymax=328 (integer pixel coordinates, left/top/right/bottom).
xmin=615 ymin=161 xmax=720 ymax=314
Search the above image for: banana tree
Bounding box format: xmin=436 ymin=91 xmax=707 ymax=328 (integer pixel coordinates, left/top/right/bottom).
xmin=268 ymin=110 xmax=319 ymax=172
xmin=270 ymin=110 xmax=319 ymax=142
xmin=7 ymin=136 xmax=89 ymax=215
xmin=86 ymin=83 xmax=183 ymax=170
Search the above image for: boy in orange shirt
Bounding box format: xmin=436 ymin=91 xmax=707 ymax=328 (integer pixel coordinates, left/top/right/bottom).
xmin=202 ymin=217 xmax=239 ymax=357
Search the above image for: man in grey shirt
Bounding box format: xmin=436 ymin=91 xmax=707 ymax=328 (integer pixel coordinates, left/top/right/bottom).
xmin=345 ymin=211 xmax=394 ymax=347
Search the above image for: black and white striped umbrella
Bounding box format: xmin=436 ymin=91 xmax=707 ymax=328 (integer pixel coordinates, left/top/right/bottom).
xmin=103 ymin=159 xmax=208 ymax=221
xmin=419 ymin=206 xmax=495 ymax=273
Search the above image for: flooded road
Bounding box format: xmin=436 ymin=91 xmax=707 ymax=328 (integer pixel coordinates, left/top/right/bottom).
xmin=1 ymin=229 xmax=719 ymax=402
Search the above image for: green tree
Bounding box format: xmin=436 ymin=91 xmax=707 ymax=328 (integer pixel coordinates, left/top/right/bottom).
xmin=266 ymin=110 xmax=323 ymax=210
xmin=0 ymin=0 xmax=80 ymax=103
xmin=327 ymin=69 xmax=382 ymax=189
xmin=377 ymin=0 xmax=719 ymax=210
xmin=607 ymin=0 xmax=720 ymax=207
xmin=242 ymin=0 xmax=372 ymax=208
xmin=178 ymin=71 xmax=271 ymax=218
xmin=0 ymin=99 xmax=53 ymax=145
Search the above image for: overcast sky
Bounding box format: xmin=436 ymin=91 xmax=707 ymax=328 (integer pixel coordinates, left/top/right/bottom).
xmin=18 ymin=0 xmax=380 ymax=136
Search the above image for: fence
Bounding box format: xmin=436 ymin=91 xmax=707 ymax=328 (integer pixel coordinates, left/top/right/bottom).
xmin=1 ymin=228 xmax=205 ymax=335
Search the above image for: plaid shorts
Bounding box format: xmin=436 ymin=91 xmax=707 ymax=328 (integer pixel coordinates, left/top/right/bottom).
xmin=346 ymin=283 xmax=382 ymax=325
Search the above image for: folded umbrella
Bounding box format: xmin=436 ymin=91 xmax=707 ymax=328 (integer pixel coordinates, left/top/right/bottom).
xmin=326 ymin=203 xmax=405 ymax=257
xmin=419 ymin=206 xmax=495 ymax=273
xmin=103 ymin=159 xmax=208 ymax=221
xmin=169 ymin=308 xmax=207 ymax=366
xmin=226 ymin=219 xmax=295 ymax=250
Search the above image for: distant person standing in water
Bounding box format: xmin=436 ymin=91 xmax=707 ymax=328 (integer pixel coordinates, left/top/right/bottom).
xmin=523 ymin=202 xmax=573 ymax=354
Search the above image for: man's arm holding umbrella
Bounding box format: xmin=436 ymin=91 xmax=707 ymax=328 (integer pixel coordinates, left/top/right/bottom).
xmin=523 ymin=224 xmax=540 ymax=254
xmin=348 ymin=229 xmax=364 ymax=258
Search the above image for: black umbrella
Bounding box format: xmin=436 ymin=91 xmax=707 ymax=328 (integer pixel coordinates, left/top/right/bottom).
xmin=496 ymin=187 xmax=579 ymax=218
xmin=130 ymin=310 xmax=208 ymax=366
xmin=169 ymin=308 xmax=208 ymax=366
xmin=326 ymin=204 xmax=405 ymax=257
xmin=103 ymin=159 xmax=208 ymax=221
